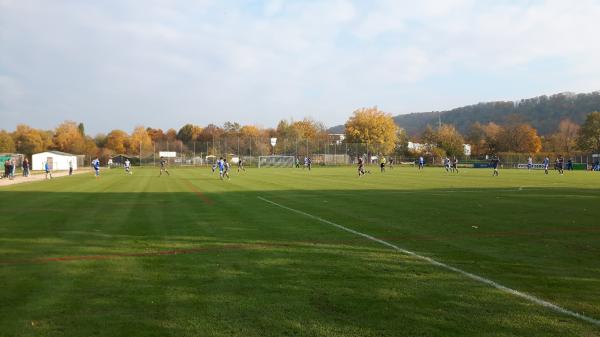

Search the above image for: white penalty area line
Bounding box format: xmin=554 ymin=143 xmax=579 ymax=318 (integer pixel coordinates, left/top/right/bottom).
xmin=257 ymin=196 xmax=600 ymax=327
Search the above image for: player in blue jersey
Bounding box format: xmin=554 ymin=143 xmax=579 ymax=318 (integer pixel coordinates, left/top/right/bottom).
xmin=92 ymin=158 xmax=100 ymax=178
xmin=218 ymin=157 xmax=229 ymax=180
xmin=542 ymin=156 xmax=550 ymax=175
xmin=217 ymin=157 xmax=224 ymax=179
xmin=45 ymin=161 xmax=53 ymax=179
xmin=418 ymin=156 xmax=424 ymax=170
xmin=223 ymin=159 xmax=231 ymax=179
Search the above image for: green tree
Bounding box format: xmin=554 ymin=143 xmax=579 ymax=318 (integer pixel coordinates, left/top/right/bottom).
xmin=177 ymin=124 xmax=202 ymax=143
xmin=223 ymin=122 xmax=241 ymax=134
xmin=94 ymin=133 xmax=108 ymax=148
xmin=577 ymin=111 xmax=600 ymax=154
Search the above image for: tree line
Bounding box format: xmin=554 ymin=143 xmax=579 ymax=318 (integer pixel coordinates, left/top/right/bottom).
xmin=391 ymin=92 xmax=600 ymax=137
xmin=346 ymin=107 xmax=600 ymax=158
xmin=0 ymin=109 xmax=599 ymax=162
xmin=0 ymin=119 xmax=331 ymax=161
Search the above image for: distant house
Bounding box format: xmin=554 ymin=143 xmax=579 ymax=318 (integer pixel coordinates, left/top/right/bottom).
xmin=408 ymin=142 xmax=472 ymax=156
xmin=407 ymin=142 xmax=426 ymax=152
xmin=328 ymin=134 xmax=346 ymax=145
xmin=463 ymin=144 xmax=472 ymax=156
xmin=111 ymin=154 xmax=131 ymax=166
xmin=32 ymin=151 xmax=78 ymax=171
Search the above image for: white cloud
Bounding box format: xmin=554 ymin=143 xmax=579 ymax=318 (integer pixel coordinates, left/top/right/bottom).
xmin=1 ymin=0 xmax=599 ymax=133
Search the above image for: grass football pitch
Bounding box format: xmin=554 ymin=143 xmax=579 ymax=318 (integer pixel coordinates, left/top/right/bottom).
xmin=0 ymin=166 xmax=599 ymax=337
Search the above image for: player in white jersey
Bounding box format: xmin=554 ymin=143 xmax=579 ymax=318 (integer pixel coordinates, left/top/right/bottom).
xmin=224 ymin=159 xmax=231 ymax=179
xmin=124 ymin=159 xmax=132 ymax=175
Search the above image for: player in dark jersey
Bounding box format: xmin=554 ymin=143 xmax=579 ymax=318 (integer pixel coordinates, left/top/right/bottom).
xmin=491 ymin=157 xmax=500 ymax=176
xmin=557 ymin=155 xmax=564 ymax=175
xmin=452 ymin=157 xmax=459 ymax=173
xmin=237 ymin=158 xmax=245 ymax=172
xmin=159 ymin=157 xmax=170 ymax=176
xmin=357 ymin=156 xmax=365 ymax=176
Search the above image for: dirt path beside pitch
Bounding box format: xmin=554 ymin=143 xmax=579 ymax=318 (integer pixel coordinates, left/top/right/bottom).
xmin=0 ymin=169 xmax=90 ymax=187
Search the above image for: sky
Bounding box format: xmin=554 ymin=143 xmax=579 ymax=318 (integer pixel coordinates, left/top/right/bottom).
xmin=1 ymin=0 xmax=600 ymax=135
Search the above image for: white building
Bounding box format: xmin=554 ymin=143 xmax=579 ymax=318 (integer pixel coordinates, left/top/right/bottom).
xmin=463 ymin=144 xmax=472 ymax=156
xmin=328 ymin=134 xmax=346 ymax=145
xmin=408 ymin=141 xmax=472 ymax=156
xmin=407 ymin=142 xmax=425 ymax=152
xmin=32 ymin=151 xmax=78 ymax=171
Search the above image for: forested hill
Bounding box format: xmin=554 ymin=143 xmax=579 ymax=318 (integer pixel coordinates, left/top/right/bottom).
xmin=329 ymin=92 xmax=600 ymax=136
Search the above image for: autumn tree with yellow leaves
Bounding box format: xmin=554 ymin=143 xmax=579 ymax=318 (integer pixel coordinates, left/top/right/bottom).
xmin=344 ymin=107 xmax=398 ymax=154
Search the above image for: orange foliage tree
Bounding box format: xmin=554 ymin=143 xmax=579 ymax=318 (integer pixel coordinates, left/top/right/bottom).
xmin=345 ymin=107 xmax=398 ymax=154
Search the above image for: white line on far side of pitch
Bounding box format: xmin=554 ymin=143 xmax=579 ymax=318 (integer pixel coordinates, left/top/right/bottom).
xmin=257 ymin=196 xmax=600 ymax=327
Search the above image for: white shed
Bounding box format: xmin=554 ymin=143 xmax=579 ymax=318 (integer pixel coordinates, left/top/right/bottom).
xmin=32 ymin=151 xmax=78 ymax=171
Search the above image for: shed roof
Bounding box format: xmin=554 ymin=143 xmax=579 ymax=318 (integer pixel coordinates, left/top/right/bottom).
xmin=34 ymin=151 xmax=75 ymax=156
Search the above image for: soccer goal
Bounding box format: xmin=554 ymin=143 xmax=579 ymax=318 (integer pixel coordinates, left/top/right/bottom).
xmin=258 ymin=156 xmax=295 ymax=168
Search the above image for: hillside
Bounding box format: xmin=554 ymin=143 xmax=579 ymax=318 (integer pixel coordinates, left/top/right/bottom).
xmin=330 ymin=92 xmax=600 ymax=136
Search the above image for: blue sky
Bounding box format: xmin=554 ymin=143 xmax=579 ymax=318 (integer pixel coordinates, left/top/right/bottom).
xmin=1 ymin=0 xmax=599 ymax=135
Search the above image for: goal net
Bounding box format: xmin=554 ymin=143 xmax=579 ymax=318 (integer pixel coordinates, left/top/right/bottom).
xmin=258 ymin=156 xmax=295 ymax=168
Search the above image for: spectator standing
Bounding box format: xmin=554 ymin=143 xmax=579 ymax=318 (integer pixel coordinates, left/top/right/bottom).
xmin=22 ymin=158 xmax=30 ymax=177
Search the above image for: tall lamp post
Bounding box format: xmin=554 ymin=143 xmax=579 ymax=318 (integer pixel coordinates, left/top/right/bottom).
xmin=270 ymin=137 xmax=277 ymax=156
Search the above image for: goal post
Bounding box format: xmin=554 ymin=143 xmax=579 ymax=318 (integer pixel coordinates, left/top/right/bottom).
xmin=258 ymin=156 xmax=295 ymax=168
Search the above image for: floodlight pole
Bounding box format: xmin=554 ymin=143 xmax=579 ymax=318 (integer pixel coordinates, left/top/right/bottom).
xmin=306 ymin=138 xmax=308 ymax=156
xmin=271 ymin=137 xmax=277 ymax=156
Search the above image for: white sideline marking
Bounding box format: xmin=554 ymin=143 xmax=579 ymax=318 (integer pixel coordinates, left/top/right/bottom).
xmin=258 ymin=196 xmax=600 ymax=327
